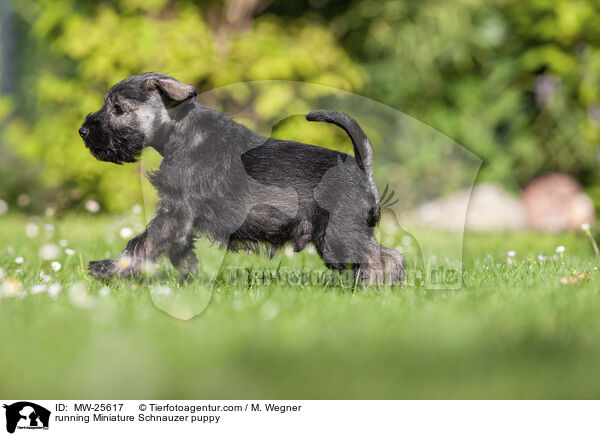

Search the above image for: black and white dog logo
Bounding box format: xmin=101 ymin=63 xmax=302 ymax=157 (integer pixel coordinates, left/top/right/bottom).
xmin=3 ymin=402 xmax=50 ymax=433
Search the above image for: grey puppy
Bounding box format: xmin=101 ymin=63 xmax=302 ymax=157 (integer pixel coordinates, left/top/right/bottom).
xmin=79 ymin=72 xmax=404 ymax=284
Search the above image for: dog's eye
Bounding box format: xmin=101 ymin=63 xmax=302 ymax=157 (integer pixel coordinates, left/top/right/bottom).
xmin=114 ymin=104 xmax=124 ymax=115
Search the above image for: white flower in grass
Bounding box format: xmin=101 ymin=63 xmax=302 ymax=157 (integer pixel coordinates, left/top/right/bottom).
xmin=2 ymin=278 xmax=22 ymax=297
xmin=17 ymin=194 xmax=30 ymax=207
xmin=39 ymin=244 xmax=59 ymax=260
xmin=58 ymin=239 xmax=68 ymax=247
xmin=117 ymin=256 xmax=131 ymax=270
xmin=0 ymin=268 xmax=4 ymax=280
xmin=119 ymin=227 xmax=134 ymax=239
xmin=581 ymin=223 xmax=591 ymax=231
xmin=14 ymin=257 xmax=24 ymax=264
xmin=68 ymin=283 xmax=94 ymax=308
xmin=51 ymin=261 xmax=61 ymax=271
xmin=0 ymin=199 xmax=8 ymax=214
xmin=284 ymin=246 xmax=294 ymax=258
xmin=25 ymin=222 xmax=39 ymax=238
xmin=31 ymin=284 xmax=47 ymax=294
xmin=65 ymin=248 xmax=75 ymax=256
xmin=132 ymin=204 xmax=143 ymax=214
xmin=48 ymin=283 xmax=61 ymax=298
xmin=506 ymin=250 xmax=516 ymax=265
xmin=537 ymin=254 xmax=547 ymax=262
xmin=556 ymin=246 xmax=565 ymax=254
xmin=99 ymin=286 xmax=111 ymax=297
xmin=85 ymin=199 xmax=100 ymax=213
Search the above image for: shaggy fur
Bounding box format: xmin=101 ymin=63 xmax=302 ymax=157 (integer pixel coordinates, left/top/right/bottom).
xmin=79 ymin=72 xmax=404 ymax=284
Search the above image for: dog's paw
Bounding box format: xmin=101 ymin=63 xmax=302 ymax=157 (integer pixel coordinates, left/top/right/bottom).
xmin=88 ymin=259 xmax=116 ymax=280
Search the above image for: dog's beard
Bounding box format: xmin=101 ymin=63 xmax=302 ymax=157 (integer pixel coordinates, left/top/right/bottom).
xmin=82 ymin=115 xmax=145 ymax=164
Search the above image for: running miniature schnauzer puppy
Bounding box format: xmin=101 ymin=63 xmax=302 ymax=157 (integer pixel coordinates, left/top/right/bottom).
xmin=79 ymin=72 xmax=404 ymax=284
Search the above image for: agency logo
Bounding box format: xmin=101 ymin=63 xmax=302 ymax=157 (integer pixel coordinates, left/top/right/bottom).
xmin=2 ymin=402 xmax=50 ymax=434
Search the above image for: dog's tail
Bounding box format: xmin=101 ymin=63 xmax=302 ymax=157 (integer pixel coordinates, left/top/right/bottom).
xmin=306 ymin=110 xmax=380 ymax=225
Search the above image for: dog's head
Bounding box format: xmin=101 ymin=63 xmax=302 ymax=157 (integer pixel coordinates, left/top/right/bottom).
xmin=79 ymin=72 xmax=197 ymax=164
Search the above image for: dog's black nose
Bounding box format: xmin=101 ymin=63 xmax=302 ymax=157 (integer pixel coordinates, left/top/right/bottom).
xmin=79 ymin=127 xmax=89 ymax=138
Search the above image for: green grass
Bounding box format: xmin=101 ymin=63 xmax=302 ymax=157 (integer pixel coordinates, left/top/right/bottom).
xmin=1 ymin=213 xmax=600 ymax=399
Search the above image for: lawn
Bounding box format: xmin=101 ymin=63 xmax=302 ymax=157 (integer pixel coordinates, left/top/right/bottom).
xmin=1 ymin=212 xmax=600 ymax=399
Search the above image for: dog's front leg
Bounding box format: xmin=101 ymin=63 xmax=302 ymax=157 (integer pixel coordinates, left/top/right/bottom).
xmin=168 ymin=249 xmax=199 ymax=279
xmin=89 ymin=206 xmax=194 ymax=280
xmin=88 ymin=231 xmax=154 ymax=280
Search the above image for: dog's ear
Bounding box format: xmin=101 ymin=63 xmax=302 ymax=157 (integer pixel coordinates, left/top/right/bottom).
xmin=144 ymin=77 xmax=197 ymax=106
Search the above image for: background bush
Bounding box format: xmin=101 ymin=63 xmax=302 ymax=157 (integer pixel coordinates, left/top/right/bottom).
xmin=0 ymin=0 xmax=362 ymax=212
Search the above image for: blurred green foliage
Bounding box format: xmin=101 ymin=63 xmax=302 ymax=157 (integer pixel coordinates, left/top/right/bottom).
xmin=0 ymin=0 xmax=362 ymax=212
xmin=1 ymin=0 xmax=600 ymax=212
xmin=335 ymin=0 xmax=600 ymax=191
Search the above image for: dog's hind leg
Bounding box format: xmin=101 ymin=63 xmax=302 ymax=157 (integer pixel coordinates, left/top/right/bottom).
xmin=310 ymin=214 xmax=347 ymax=273
xmin=380 ymin=244 xmax=405 ymax=284
xmin=355 ymin=241 xmax=405 ymax=285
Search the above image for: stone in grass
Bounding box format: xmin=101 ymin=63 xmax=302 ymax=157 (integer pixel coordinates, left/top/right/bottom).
xmin=522 ymin=173 xmax=595 ymax=233
xmin=408 ymin=183 xmax=527 ymax=232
